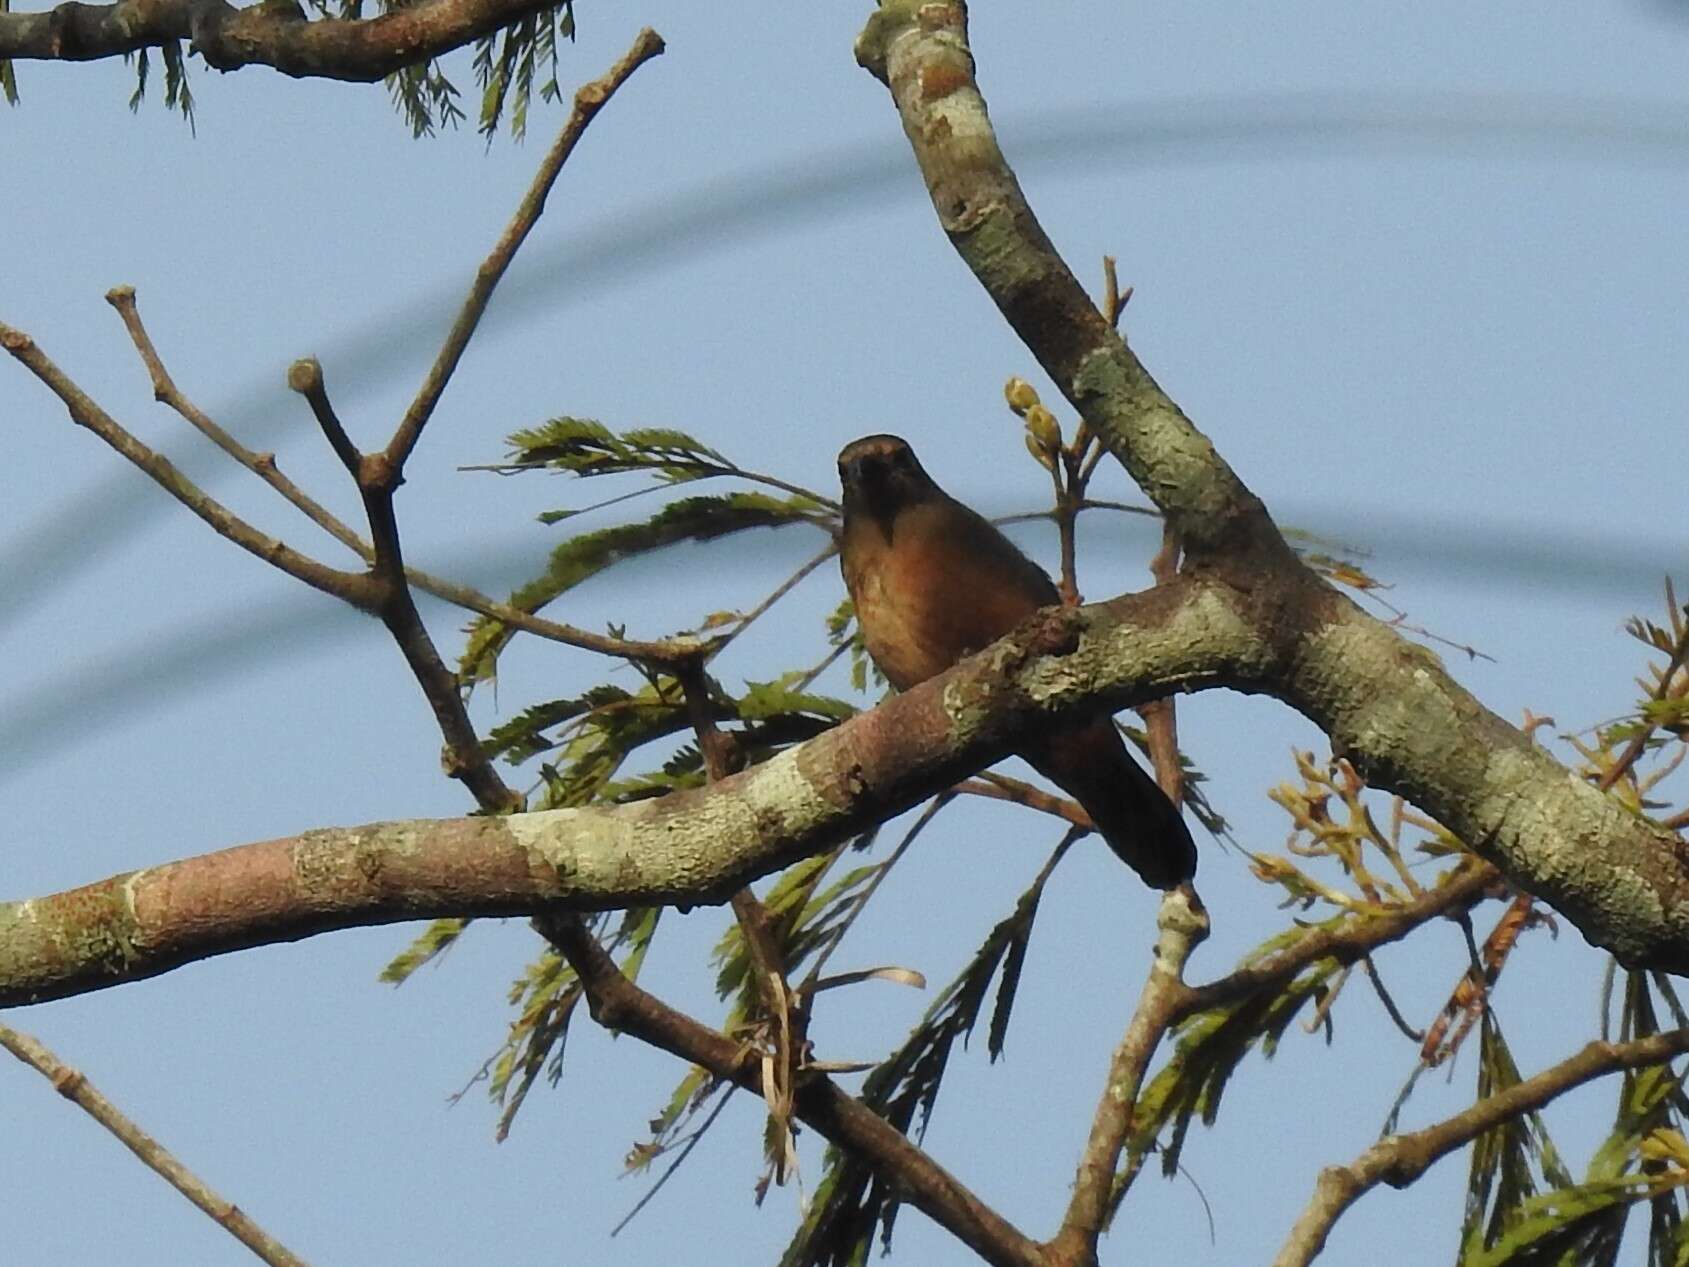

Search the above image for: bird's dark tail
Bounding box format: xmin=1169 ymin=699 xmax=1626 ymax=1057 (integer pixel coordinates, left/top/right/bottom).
xmin=1024 ymin=719 xmax=1198 ymax=889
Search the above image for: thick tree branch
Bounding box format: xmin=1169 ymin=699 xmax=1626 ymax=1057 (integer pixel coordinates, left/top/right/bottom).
xmin=1270 ymin=1026 xmax=1689 ymax=1267
xmin=0 ymin=590 xmax=1195 ymax=1006
xmin=854 ymin=0 xmax=1286 ymax=568
xmin=852 ymin=3 xmax=1689 ymax=970
xmin=7 ymin=573 xmax=1689 ymax=1004
xmin=0 ymin=0 xmax=567 ymax=82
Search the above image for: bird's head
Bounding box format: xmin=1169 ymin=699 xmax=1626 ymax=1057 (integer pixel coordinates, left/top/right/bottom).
xmin=837 ymin=434 xmax=939 ymax=521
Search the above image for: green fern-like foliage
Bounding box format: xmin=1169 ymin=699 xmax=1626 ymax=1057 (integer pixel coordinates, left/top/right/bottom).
xmin=1451 ymin=972 xmax=1689 ymax=1266
xmin=125 ymin=40 xmax=196 ymax=126
xmin=324 ymin=0 xmax=576 ymax=137
xmin=779 ymin=832 xmax=1077 ymax=1267
xmin=1123 ymin=921 xmax=1349 ymax=1185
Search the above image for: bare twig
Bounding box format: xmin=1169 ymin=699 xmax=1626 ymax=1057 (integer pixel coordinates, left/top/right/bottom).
xmin=200 ymin=32 xmax=676 ymax=813
xmin=385 ymin=28 xmax=665 ymax=470
xmin=0 ymin=321 xmax=380 ymax=610
xmin=1100 ymin=255 xmax=1130 ymax=329
xmin=1 ymin=1024 xmax=310 ymax=1267
xmin=287 ymin=356 xmax=361 ymax=474
xmin=1353 ymin=587 xmax=1497 ymax=664
xmin=958 ymin=771 xmax=1091 ymax=832
xmin=611 ymin=1084 xmax=737 ymax=1237
xmin=804 ymin=791 xmax=956 ymax=987
xmin=106 ymin=287 xmax=368 ymax=561
xmin=1185 ymin=862 xmax=1500 ymax=1016
xmin=1271 ymin=1026 xmax=1689 ymax=1267
xmin=284 ymin=355 xmax=520 ymax=809
xmin=673 ymin=659 xmax=802 ymax=1185
xmin=715 ymin=543 xmax=838 ymax=654
xmin=1362 ymin=955 xmax=1425 ymax=1043
xmin=1051 ymin=458 xmax=1080 ymax=607
xmin=1137 ymin=521 xmax=1185 ymax=804
xmin=100 ymin=288 xmax=712 ymax=667
xmin=1051 ymin=887 xmax=1210 ymax=1264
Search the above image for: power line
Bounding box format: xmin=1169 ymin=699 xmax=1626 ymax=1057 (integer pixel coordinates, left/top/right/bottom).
xmin=0 ymin=511 xmax=1678 ymax=781
xmin=6 ymin=91 xmax=1689 ymax=629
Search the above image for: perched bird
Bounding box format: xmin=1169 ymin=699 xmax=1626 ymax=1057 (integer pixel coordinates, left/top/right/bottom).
xmin=837 ymin=433 xmax=1197 ymax=889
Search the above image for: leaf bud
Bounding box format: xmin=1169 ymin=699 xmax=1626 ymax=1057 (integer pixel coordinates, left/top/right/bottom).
xmin=1023 ymin=431 xmax=1056 ymax=471
xmin=1024 ymin=403 xmax=1062 ymax=453
xmin=1003 ymin=376 xmax=1040 ymax=415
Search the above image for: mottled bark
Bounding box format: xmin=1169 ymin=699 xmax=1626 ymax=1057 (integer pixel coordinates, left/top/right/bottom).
xmin=852 ymin=1 xmax=1688 ymax=976
xmin=0 ymin=0 xmax=563 ymax=80
xmin=7 ymin=577 xmax=1687 ymax=1006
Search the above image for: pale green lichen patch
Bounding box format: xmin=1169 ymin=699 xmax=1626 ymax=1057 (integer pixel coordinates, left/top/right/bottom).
xmin=295 ymin=826 xmax=362 ymax=887
xmin=1015 ymin=650 xmax=1088 ymax=711
xmin=854 ymin=1 xmax=924 ymax=78
xmin=503 ymin=747 xmax=839 ymax=904
xmin=939 ymin=668 xmax=998 ymax=739
xmin=955 ymin=202 xmax=1040 ymax=284
xmin=49 ymin=878 xmax=141 ymax=979
xmin=505 ymin=806 xmax=611 ymax=881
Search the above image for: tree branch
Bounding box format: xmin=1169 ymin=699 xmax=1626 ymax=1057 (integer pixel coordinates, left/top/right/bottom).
xmin=385 ymin=26 xmax=664 ymax=469
xmin=107 ymin=287 xmax=371 ymax=564
xmin=10 ymin=45 xmax=707 ymax=673
xmin=1 ymin=1023 xmax=311 ymax=1267
xmin=0 ymin=589 xmax=1191 ymax=1006
xmin=851 ymin=2 xmax=1689 ymax=970
xmin=1050 ymin=887 xmax=1208 ymax=1267
xmin=1181 ymin=861 xmax=1500 ymax=1016
xmin=854 ymin=0 xmax=1284 ymax=568
xmin=0 ymin=320 xmax=381 ymax=611
xmin=1270 ymin=1026 xmax=1689 ymax=1267
xmin=533 ymin=914 xmax=1045 ymax=1267
xmin=9 ymin=307 xmax=710 ymax=664
xmin=0 ymin=0 xmax=570 ymax=82
xmin=8 ymin=572 xmax=1689 ymax=1003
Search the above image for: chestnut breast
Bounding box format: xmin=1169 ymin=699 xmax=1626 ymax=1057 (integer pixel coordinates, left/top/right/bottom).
xmin=841 ymin=495 xmax=1060 ymax=692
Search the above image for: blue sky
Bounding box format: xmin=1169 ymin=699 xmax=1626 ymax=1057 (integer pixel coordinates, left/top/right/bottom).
xmin=4 ymin=2 xmax=1688 ymax=1263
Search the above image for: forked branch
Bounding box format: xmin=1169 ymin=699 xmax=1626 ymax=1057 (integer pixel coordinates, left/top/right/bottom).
xmin=1272 ymin=1027 xmax=1689 ymax=1267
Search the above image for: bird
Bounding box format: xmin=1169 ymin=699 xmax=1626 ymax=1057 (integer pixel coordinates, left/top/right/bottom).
xmin=836 ymin=433 xmax=1197 ymax=889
